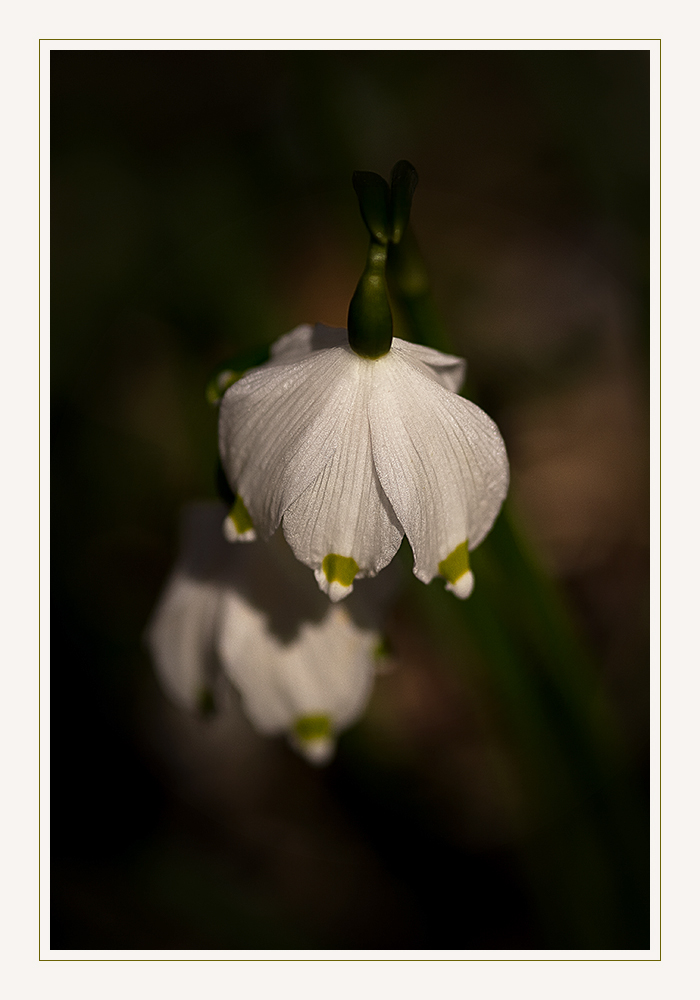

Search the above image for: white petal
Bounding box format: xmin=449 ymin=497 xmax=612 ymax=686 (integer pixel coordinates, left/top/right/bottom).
xmin=269 ymin=323 xmax=347 ymax=364
xmin=145 ymin=572 xmax=221 ymax=709
xmin=222 ymin=498 xmax=257 ymax=543
xmin=290 ymin=735 xmax=335 ymax=766
xmin=445 ymin=569 xmax=475 ymax=599
xmin=218 ymin=344 xmax=361 ymax=538
xmin=222 ymin=515 xmax=256 ymax=543
xmin=369 ymin=351 xmax=509 ymax=586
xmin=268 ymin=323 xmax=315 ymax=362
xmin=391 ymin=337 xmax=466 ymax=394
xmin=282 ymin=358 xmax=403 ymax=597
xmin=313 ymin=569 xmax=354 ymax=603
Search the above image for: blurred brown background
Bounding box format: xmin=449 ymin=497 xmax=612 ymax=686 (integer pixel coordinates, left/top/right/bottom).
xmin=50 ymin=49 xmax=650 ymax=950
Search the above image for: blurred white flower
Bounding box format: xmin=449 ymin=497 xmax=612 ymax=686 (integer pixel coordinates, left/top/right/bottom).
xmin=146 ymin=502 xmax=395 ymax=765
xmin=219 ymin=324 xmax=509 ymax=602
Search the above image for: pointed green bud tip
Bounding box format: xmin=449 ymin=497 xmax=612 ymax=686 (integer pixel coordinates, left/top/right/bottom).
xmin=389 ymin=160 xmax=419 ymax=244
xmin=223 ymin=495 xmax=256 ymax=542
xmin=316 ymin=553 xmax=359 ymax=601
xmin=439 ymin=540 xmax=475 ymax=599
xmin=352 ymin=171 xmax=392 ymax=244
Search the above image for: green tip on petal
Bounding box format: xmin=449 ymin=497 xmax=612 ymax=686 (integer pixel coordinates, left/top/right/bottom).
xmin=439 ymin=540 xmax=474 ymax=599
xmin=323 ymin=553 xmax=359 ymax=586
xmin=291 ymin=715 xmax=336 ymax=765
xmin=316 ymin=554 xmax=359 ymax=601
xmin=223 ymin=495 xmax=256 ymax=542
xmin=294 ymin=714 xmax=332 ymax=741
xmin=438 ymin=539 xmax=471 ymax=583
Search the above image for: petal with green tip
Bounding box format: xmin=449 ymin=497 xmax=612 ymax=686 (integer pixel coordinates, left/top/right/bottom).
xmin=282 ymin=360 xmax=402 ymax=599
xmin=369 ymin=348 xmax=509 ymax=588
xmin=218 ymin=600 xmax=377 ymax=752
xmin=223 ymin=495 xmax=257 ymax=542
xmin=439 ymin=540 xmax=475 ymax=599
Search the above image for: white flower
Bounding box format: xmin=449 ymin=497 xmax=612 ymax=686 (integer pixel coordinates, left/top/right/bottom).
xmin=145 ymin=502 xmax=394 ymax=764
xmin=219 ymin=324 xmax=509 ymax=601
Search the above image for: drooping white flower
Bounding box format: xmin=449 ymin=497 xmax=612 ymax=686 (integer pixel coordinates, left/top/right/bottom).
xmin=145 ymin=502 xmax=394 ymax=764
xmin=219 ymin=323 xmax=509 ymax=602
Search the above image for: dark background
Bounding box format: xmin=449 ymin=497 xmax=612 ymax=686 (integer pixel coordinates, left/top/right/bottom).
xmin=50 ymin=49 xmax=650 ymax=950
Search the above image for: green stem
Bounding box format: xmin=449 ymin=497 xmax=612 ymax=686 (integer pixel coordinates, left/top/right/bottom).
xmin=347 ymin=239 xmax=393 ymax=359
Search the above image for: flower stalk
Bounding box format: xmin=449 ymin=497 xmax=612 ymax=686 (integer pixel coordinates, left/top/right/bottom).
xmin=347 ymin=239 xmax=392 ymax=359
xmin=347 ymin=161 xmax=419 ymax=359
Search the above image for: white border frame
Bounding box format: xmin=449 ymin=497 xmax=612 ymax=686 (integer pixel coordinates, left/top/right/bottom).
xmin=38 ymin=36 xmax=661 ymax=969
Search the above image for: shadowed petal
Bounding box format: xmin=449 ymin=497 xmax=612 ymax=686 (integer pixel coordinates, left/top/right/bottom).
xmin=217 ymin=598 xmax=377 ymax=762
xmin=269 ymin=323 xmax=348 ymax=364
xmin=216 ymin=592 xmax=291 ymax=729
xmin=145 ymin=573 xmax=222 ymax=708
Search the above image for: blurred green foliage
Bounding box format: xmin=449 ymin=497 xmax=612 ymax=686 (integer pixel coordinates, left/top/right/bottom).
xmin=50 ymin=50 xmax=650 ymax=950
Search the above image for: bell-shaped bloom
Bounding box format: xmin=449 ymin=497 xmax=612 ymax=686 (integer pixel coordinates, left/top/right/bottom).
xmin=146 ymin=502 xmax=395 ymax=764
xmin=219 ymin=324 xmax=509 ymax=601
